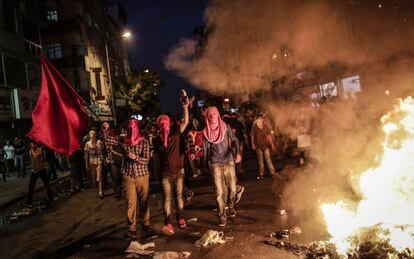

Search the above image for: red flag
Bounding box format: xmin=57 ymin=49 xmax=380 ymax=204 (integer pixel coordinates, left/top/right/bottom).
xmin=27 ymin=55 xmax=88 ymax=156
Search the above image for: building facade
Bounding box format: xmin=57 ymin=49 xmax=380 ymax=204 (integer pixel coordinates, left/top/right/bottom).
xmin=0 ymin=0 xmax=42 ymax=138
xmin=41 ymin=0 xmax=130 ymax=123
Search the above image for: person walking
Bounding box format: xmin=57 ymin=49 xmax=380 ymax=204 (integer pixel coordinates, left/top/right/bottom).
xmin=14 ymin=136 xmax=26 ymax=178
xmin=203 ymin=106 xmax=241 ymax=227
xmin=250 ymin=114 xmax=278 ymax=179
xmin=101 ymin=122 xmax=123 ymax=199
xmin=24 ymin=142 xmax=54 ymax=207
xmin=84 ymin=130 xmax=104 ymax=198
xmin=154 ymin=97 xmax=189 ymax=235
xmin=3 ymin=140 xmax=15 ymax=177
xmin=122 ymin=119 xmax=154 ymax=238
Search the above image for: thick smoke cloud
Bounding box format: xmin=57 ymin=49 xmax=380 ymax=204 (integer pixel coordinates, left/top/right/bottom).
xmin=166 ymin=0 xmax=414 ymax=240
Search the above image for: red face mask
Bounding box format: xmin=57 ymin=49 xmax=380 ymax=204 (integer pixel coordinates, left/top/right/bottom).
xmin=125 ymin=119 xmax=143 ymax=146
xmin=203 ymin=106 xmax=227 ymax=144
xmin=157 ymin=115 xmax=170 ymax=147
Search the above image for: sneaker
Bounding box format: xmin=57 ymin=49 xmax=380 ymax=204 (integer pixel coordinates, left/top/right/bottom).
xmin=178 ymin=218 xmax=187 ymax=228
xmin=235 ymin=185 xmax=245 ymax=204
xmin=218 ymin=218 xmax=227 ymax=227
xmin=186 ymin=190 xmax=194 ymax=202
xmin=228 ymin=207 xmax=236 ymax=217
xmin=125 ymin=230 xmax=137 ymax=238
xmin=161 ymin=224 xmax=175 ymax=235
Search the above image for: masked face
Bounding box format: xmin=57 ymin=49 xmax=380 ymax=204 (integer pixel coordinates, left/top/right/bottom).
xmin=158 ymin=120 xmax=170 ymax=130
xmin=207 ymin=110 xmax=219 ymax=125
xmin=101 ymin=122 xmax=110 ymax=136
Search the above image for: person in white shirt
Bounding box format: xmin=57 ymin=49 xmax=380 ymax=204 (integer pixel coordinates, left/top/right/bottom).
xmin=3 ymin=140 xmax=15 ymax=176
xmin=84 ymin=130 xmax=104 ymax=199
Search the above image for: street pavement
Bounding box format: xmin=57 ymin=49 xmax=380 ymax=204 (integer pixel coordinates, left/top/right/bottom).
xmin=0 ymin=155 xmax=318 ymax=259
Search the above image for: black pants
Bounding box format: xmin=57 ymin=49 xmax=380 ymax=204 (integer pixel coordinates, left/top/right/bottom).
xmin=0 ymin=162 xmax=6 ymax=181
xmin=48 ymin=159 xmax=57 ymax=180
xmin=27 ymin=170 xmax=54 ymax=205
xmin=111 ymin=163 xmax=122 ymax=196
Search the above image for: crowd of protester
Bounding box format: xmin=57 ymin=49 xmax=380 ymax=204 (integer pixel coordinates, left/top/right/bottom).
xmin=1 ymin=93 xmax=314 ymax=239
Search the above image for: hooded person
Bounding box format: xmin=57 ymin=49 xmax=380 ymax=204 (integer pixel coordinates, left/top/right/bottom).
xmin=121 ymin=119 xmax=154 ymax=239
xmin=203 ymin=106 xmax=242 ymax=227
xmin=154 ymin=96 xmax=189 ymax=236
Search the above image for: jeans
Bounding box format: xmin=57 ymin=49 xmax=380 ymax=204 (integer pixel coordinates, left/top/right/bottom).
xmin=189 ymin=157 xmax=202 ymax=175
xmin=211 ymin=161 xmax=237 ymax=221
xmin=162 ymin=169 xmax=185 ymax=224
xmin=27 ymin=170 xmax=54 ymax=204
xmin=5 ymin=158 xmax=14 ymax=175
xmin=47 ymin=158 xmax=57 ymax=180
xmin=123 ymin=174 xmax=150 ymax=231
xmin=15 ymin=154 xmax=25 ymax=177
xmin=256 ymin=148 xmax=276 ymax=176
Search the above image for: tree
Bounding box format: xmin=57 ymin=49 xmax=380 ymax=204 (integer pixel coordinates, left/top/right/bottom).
xmin=116 ymin=69 xmax=164 ymax=118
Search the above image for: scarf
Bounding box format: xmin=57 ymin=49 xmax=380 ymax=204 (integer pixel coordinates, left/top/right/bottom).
xmin=125 ymin=119 xmax=143 ymax=146
xmin=203 ymin=106 xmax=227 ymax=144
xmin=157 ymin=114 xmax=170 ymax=147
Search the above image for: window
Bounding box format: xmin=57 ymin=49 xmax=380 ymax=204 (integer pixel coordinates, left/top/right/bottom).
xmin=46 ymin=10 xmax=58 ymax=21
xmin=44 ymin=43 xmax=63 ymax=59
xmin=3 ymin=56 xmax=27 ymax=89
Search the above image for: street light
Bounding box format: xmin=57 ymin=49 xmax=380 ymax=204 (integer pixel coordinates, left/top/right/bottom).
xmin=105 ymin=31 xmax=131 ymax=126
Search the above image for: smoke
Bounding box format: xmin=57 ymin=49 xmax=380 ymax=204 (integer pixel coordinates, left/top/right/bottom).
xmin=166 ymin=0 xmax=414 ymax=95
xmin=166 ymin=0 xmax=414 ymax=240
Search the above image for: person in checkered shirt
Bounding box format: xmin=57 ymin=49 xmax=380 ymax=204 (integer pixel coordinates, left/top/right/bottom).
xmin=121 ymin=119 xmax=154 ymax=239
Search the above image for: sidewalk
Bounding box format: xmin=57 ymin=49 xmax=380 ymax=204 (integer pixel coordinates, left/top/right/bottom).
xmin=0 ymin=170 xmax=70 ymax=210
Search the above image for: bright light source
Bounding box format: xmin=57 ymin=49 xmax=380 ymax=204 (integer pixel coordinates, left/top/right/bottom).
xmin=224 ymin=98 xmax=230 ymax=102
xmin=121 ymin=31 xmax=132 ymax=38
xmin=144 ymin=69 xmax=149 ymax=73
xmin=385 ymin=90 xmax=390 ymax=96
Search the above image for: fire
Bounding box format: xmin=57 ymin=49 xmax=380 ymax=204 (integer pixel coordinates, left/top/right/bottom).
xmin=321 ymin=97 xmax=414 ymax=257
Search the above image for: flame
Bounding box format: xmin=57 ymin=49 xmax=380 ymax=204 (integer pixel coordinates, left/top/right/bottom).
xmin=321 ymin=97 xmax=414 ymax=256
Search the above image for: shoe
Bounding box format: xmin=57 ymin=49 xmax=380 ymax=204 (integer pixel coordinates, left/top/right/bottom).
xmin=142 ymin=224 xmax=156 ymax=235
xmin=192 ymin=174 xmax=199 ymax=178
xmin=125 ymin=230 xmax=137 ymax=238
xmin=228 ymin=207 xmax=236 ymax=217
xmin=218 ymin=219 xmax=227 ymax=227
xmin=186 ymin=190 xmax=194 ymax=202
xmin=178 ymin=218 xmax=187 ymax=228
xmin=235 ymin=185 xmax=244 ymax=204
xmin=99 ymin=192 xmax=104 ymax=199
xmin=161 ymin=224 xmax=175 ymax=235
xmin=257 ymin=175 xmax=264 ymax=180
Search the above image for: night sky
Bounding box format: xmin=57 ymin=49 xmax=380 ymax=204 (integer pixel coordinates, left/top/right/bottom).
xmin=117 ymin=0 xmax=209 ymax=114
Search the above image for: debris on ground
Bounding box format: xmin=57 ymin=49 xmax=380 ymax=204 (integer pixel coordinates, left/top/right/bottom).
xmin=125 ymin=241 xmax=155 ymax=256
xmin=194 ymin=230 xmax=226 ymax=247
xmin=153 ymin=251 xmax=191 ymax=259
xmin=270 ymin=226 xmax=302 ymax=239
xmin=265 ymin=239 xmax=309 ymax=257
xmin=187 ymin=217 xmax=198 ymax=223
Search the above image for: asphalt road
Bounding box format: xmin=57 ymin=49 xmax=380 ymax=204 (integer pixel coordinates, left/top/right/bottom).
xmin=0 ymin=155 xmax=323 ymax=259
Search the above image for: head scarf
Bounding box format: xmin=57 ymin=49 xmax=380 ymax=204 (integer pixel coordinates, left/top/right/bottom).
xmin=203 ymin=106 xmax=227 ymax=144
xmin=125 ymin=119 xmax=143 ymax=146
xmin=157 ymin=114 xmax=170 ymax=147
xmin=101 ymin=122 xmax=112 ymax=137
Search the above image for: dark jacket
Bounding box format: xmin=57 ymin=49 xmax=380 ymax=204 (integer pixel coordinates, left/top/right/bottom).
xmin=203 ymin=125 xmax=240 ymax=165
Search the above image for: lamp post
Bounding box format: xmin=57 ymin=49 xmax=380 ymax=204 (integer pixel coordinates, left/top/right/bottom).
xmin=105 ymin=31 xmax=131 ymax=126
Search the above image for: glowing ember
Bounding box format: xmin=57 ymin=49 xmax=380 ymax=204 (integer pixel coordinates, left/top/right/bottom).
xmin=321 ymin=97 xmax=414 ymax=257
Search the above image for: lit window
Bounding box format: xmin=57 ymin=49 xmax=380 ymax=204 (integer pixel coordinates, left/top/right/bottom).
xmin=46 ymin=10 xmax=58 ymax=22
xmin=44 ymin=43 xmax=63 ymax=59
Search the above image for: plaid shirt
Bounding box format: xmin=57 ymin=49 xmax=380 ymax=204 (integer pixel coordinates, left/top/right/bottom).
xmin=103 ymin=135 xmax=118 ymax=163
xmin=122 ymin=139 xmax=150 ymax=178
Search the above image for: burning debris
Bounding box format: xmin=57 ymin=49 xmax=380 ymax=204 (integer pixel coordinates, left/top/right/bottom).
xmin=270 ymin=226 xmax=302 ymax=240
